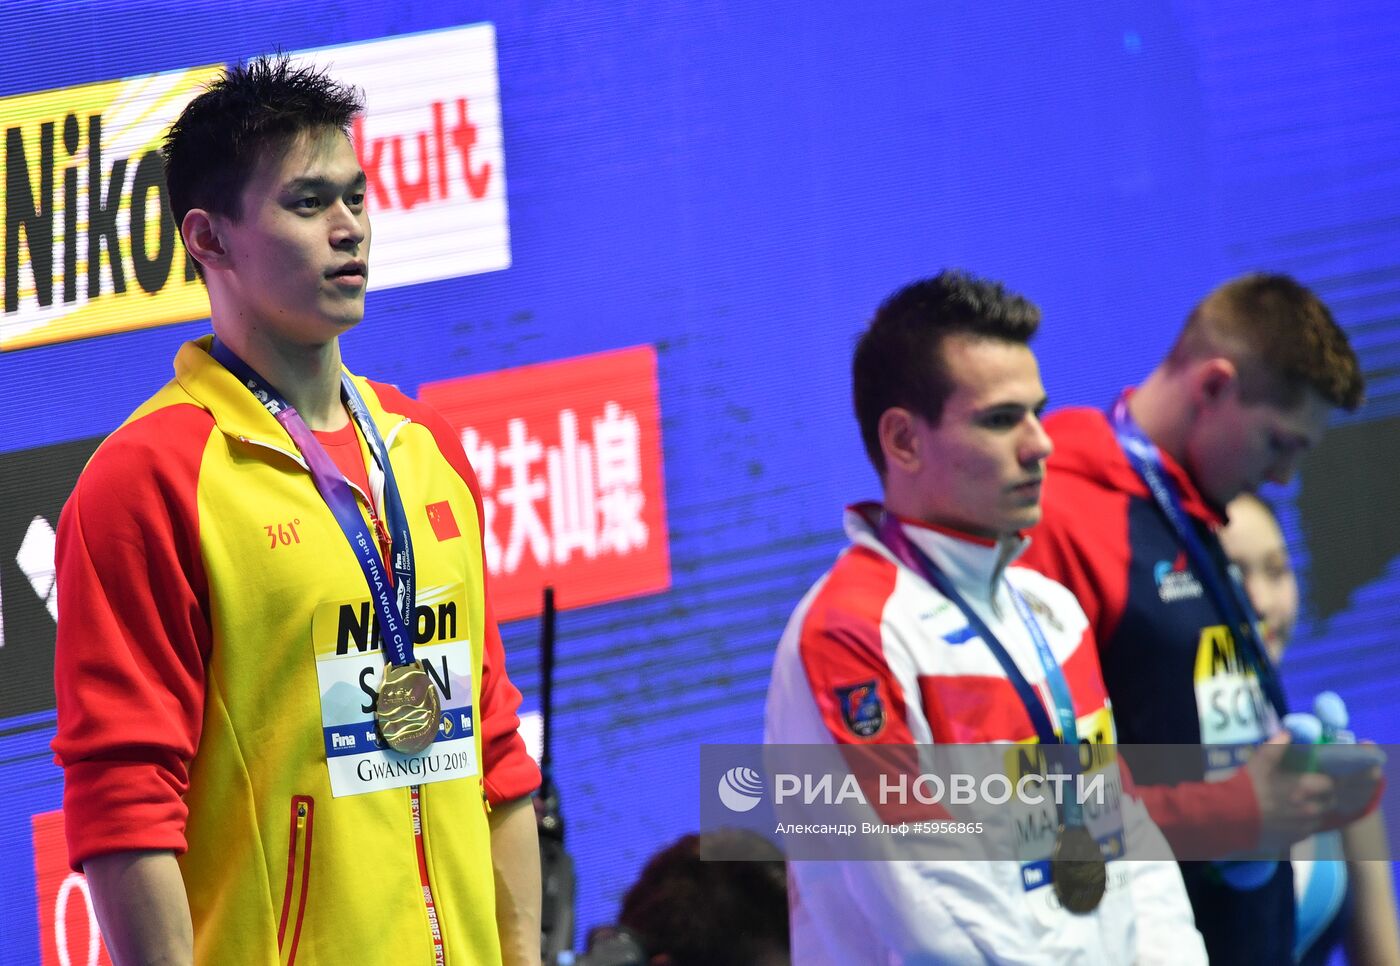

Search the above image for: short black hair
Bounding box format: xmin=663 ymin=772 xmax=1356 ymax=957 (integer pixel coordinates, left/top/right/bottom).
xmin=853 ymin=270 xmax=1041 ymax=475
xmin=618 ymin=832 xmax=788 ymax=966
xmin=162 ymin=54 xmax=363 ymax=278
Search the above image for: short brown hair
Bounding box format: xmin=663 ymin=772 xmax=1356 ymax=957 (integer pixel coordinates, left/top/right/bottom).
xmin=853 ymin=270 xmax=1042 ymax=476
xmin=1167 ymin=273 xmax=1363 ymax=411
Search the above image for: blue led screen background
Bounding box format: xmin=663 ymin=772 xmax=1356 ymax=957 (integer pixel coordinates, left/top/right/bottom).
xmin=2 ymin=2 xmax=1399 ymax=961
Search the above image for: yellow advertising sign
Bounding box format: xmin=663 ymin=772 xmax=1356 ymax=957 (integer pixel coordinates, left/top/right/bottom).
xmin=0 ymin=66 xmax=220 ymax=351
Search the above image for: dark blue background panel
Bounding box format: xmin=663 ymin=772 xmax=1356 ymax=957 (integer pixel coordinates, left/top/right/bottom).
xmin=2 ymin=2 xmax=1398 ymax=963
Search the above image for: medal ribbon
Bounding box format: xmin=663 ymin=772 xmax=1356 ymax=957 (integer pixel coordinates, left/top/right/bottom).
xmin=211 ymin=339 xmax=419 ymax=668
xmin=1109 ymin=395 xmax=1287 ymax=718
xmin=869 ymin=506 xmax=1088 ymax=827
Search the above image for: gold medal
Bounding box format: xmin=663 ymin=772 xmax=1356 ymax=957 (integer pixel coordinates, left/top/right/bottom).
xmin=375 ymin=662 xmax=441 ymax=755
xmin=1050 ymin=823 xmax=1106 ymax=914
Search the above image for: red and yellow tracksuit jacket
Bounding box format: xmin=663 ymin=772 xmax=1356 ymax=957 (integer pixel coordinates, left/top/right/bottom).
xmin=52 ymin=337 xmax=540 ymax=965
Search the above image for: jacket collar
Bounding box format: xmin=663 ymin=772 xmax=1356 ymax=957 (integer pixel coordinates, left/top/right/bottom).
xmin=846 ymin=502 xmax=1027 ymax=612
xmin=174 ymin=335 xmax=406 ymax=457
xmin=1041 ymin=397 xmax=1224 ymax=526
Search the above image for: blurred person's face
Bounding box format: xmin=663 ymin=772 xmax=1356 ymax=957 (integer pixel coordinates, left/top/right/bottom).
xmin=1184 ymin=367 xmax=1329 ymax=508
xmin=888 ymin=335 xmax=1052 ymax=539
xmin=1219 ymin=495 xmax=1298 ymax=662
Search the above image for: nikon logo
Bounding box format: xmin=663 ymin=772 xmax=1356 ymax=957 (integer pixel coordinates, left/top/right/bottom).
xmin=335 ymin=599 xmax=458 ymax=656
xmin=0 ymin=66 xmax=219 ymax=351
xmin=5 ymin=113 xmax=194 ymax=310
xmin=1 ymin=28 xmax=511 ymax=351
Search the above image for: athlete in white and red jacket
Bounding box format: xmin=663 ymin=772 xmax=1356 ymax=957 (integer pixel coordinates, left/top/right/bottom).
xmin=767 ymin=505 xmax=1204 ymax=964
xmin=764 ymin=271 xmax=1205 ymax=964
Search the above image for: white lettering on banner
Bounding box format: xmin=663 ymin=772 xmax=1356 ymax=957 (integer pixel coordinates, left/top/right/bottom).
xmin=461 ymin=402 xmax=652 ymax=578
xmin=460 ymin=428 xmax=502 ymax=572
xmin=595 ymin=402 xmax=648 ymax=554
xmin=296 ymin=23 xmax=510 ymax=289
xmin=497 ymin=418 xmax=549 ymax=573
xmin=548 ymin=409 xmax=597 ymax=564
xmin=54 ymin=872 xmax=100 ymax=966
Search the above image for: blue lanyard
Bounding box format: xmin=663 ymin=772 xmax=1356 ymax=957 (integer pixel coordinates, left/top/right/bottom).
xmin=211 ymin=339 xmax=419 ymax=668
xmin=870 ymin=506 xmax=1081 ymax=747
xmin=870 ymin=508 xmax=1087 ymax=825
xmin=1109 ymin=395 xmax=1287 ymax=717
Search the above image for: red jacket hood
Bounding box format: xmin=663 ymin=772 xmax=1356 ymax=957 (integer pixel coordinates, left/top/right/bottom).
xmin=1042 ymin=406 xmax=1224 ymax=527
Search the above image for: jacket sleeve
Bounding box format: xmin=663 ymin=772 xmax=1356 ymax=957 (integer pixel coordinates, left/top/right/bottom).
xmin=784 ymin=556 xmax=941 ymax=823
xmin=1133 ymin=771 xmax=1261 ymax=857
xmin=1116 ymin=761 xmax=1210 ymax=964
xmin=51 ymin=408 xmax=213 ymax=870
xmin=477 ymin=584 xmax=541 ymax=804
xmin=781 ymin=610 xmax=1053 ymax=963
xmin=795 ymin=593 xmax=919 ymax=747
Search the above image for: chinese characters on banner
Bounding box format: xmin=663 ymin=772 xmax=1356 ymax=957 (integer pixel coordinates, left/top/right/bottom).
xmin=418 ymin=345 xmax=671 ymax=622
xmin=32 ymin=810 xmax=113 ymax=966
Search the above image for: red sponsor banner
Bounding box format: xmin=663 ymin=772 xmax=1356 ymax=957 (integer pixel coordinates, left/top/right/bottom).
xmin=419 ymin=345 xmax=670 ymax=621
xmin=32 ymin=810 xmax=113 ymax=966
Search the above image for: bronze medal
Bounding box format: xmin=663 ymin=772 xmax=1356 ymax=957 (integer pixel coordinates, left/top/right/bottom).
xmin=375 ymin=662 xmax=441 ymax=755
xmin=1050 ymin=823 xmax=1106 ymax=914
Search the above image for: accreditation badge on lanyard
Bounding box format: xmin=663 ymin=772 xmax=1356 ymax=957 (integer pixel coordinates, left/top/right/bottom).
xmin=866 ymin=506 xmax=1109 ymax=915
xmin=1109 ymin=395 xmax=1286 ymax=762
xmin=212 ymin=340 xmax=478 ymax=797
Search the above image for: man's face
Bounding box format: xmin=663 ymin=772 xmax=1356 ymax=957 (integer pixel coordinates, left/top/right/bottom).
xmin=216 ymin=127 xmax=370 ymax=346
xmin=906 ymin=334 xmax=1053 ymax=539
xmin=1186 ymin=380 xmax=1330 ymax=508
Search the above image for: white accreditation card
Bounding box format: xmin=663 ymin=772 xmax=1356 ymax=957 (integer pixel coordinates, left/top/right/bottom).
xmin=311 ymin=583 xmax=479 ymax=797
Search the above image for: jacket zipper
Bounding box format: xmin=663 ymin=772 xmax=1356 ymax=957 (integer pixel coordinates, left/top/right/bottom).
xmin=237 ymin=408 xmax=419 ymax=961
xmin=277 ymin=796 xmax=315 ymax=966
xmin=361 ymin=476 xmax=444 ymax=962
xmin=412 ymin=785 xmax=447 ymax=964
